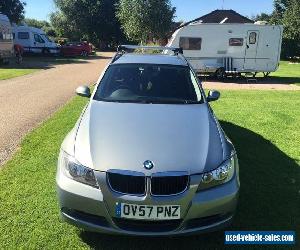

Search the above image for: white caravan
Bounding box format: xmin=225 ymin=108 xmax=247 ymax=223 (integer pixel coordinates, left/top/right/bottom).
xmin=12 ymin=23 xmax=59 ymax=55
xmin=0 ymin=14 xmax=14 ymax=63
xmin=167 ymin=22 xmax=283 ymax=77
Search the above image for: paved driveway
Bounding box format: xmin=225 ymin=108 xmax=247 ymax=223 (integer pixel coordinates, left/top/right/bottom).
xmin=0 ymin=53 xmax=112 ymax=165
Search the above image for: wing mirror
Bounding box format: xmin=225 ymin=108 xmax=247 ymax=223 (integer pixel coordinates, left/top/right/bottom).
xmin=207 ymin=90 xmax=220 ymax=102
xmin=76 ymin=85 xmax=91 ymax=98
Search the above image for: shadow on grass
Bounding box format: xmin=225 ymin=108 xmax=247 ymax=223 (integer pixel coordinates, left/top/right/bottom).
xmin=2 ymin=54 xmax=112 ymax=70
xmin=201 ymin=76 xmax=300 ymax=85
xmin=264 ymin=76 xmax=300 ymax=85
xmin=79 ymin=121 xmax=299 ymax=250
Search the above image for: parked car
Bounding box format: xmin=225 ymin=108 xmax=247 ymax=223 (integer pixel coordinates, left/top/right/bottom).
xmin=12 ymin=23 xmax=60 ymax=55
xmin=56 ymin=45 xmax=240 ymax=236
xmin=60 ymin=41 xmax=92 ymax=56
xmin=168 ymin=22 xmax=283 ymax=78
xmin=0 ymin=13 xmax=14 ymax=64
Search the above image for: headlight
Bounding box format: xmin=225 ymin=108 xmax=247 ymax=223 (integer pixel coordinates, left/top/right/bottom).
xmin=197 ymin=155 xmax=236 ymax=191
xmin=60 ymin=150 xmax=98 ymax=188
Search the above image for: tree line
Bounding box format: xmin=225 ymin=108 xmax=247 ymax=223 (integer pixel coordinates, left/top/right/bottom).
xmin=253 ymin=0 xmax=300 ymax=58
xmin=1 ymin=0 xmax=300 ymax=57
xmin=1 ymin=0 xmax=176 ymax=48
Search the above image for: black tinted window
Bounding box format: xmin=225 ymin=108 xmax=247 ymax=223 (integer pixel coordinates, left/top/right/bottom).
xmin=94 ymin=64 xmax=202 ymax=104
xmin=179 ymin=37 xmax=202 ymax=50
xmin=18 ymin=32 xmax=29 ymax=39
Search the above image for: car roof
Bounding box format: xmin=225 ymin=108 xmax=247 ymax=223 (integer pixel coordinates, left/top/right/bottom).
xmin=112 ymin=54 xmax=188 ymax=66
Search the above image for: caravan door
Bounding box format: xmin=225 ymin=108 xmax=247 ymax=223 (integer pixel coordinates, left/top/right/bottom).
xmin=244 ymin=31 xmax=259 ymax=70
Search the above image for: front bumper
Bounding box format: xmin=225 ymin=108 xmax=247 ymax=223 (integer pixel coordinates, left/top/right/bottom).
xmin=56 ymin=167 xmax=239 ymax=236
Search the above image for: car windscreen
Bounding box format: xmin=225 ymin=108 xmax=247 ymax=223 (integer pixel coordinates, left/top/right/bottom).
xmin=93 ymin=64 xmax=202 ymax=104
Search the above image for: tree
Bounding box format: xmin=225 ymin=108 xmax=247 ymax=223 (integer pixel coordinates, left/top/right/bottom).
xmin=51 ymin=0 xmax=124 ymax=46
xmin=116 ymin=0 xmax=176 ymax=43
xmin=24 ymin=18 xmax=48 ymax=29
xmin=24 ymin=18 xmax=57 ymax=38
xmin=281 ymin=0 xmax=300 ymax=57
xmin=50 ymin=11 xmax=81 ymax=40
xmin=0 ymin=0 xmax=25 ymax=23
xmin=252 ymin=13 xmax=272 ymax=22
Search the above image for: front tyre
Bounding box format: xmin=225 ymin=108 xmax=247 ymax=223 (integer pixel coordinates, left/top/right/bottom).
xmin=81 ymin=51 xmax=88 ymax=57
xmin=42 ymin=48 xmax=51 ymax=56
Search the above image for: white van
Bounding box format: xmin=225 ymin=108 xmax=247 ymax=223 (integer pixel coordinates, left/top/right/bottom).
xmin=0 ymin=14 xmax=14 ymax=63
xmin=167 ymin=22 xmax=283 ymax=78
xmin=12 ymin=23 xmax=59 ymax=55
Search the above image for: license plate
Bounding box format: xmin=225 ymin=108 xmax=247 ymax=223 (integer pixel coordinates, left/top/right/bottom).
xmin=116 ymin=203 xmax=180 ymax=220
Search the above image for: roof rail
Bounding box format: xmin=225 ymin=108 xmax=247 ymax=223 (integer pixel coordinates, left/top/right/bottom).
xmin=117 ymin=45 xmax=183 ymax=55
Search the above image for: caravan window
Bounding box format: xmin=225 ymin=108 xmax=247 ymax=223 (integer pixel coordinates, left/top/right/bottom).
xmin=18 ymin=32 xmax=29 ymax=39
xmin=179 ymin=37 xmax=202 ymax=50
xmin=229 ymin=38 xmax=243 ymax=46
xmin=249 ymin=32 xmax=257 ymax=44
xmin=0 ymin=32 xmax=12 ymax=41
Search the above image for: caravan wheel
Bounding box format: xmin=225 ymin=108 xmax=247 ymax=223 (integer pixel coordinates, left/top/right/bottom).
xmin=215 ymin=68 xmax=226 ymax=81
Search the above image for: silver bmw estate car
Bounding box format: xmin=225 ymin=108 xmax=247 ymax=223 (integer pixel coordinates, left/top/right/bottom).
xmin=56 ymin=45 xmax=240 ymax=236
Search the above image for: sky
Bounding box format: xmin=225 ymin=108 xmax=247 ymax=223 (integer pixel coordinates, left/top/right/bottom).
xmin=24 ymin=0 xmax=274 ymax=22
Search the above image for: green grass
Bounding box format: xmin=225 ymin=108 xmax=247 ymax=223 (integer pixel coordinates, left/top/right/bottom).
xmin=268 ymin=61 xmax=300 ymax=86
xmin=0 ymin=90 xmax=299 ymax=249
xmin=0 ymin=68 xmax=38 ymax=80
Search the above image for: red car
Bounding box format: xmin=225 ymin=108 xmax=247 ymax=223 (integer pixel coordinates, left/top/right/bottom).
xmin=60 ymin=41 xmax=92 ymax=57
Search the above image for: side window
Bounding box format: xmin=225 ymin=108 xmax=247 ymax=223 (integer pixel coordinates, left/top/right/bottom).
xmin=179 ymin=37 xmax=202 ymax=50
xmin=18 ymin=32 xmax=29 ymax=39
xmin=0 ymin=32 xmax=12 ymax=41
xmin=34 ymin=34 xmax=45 ymax=43
xmin=249 ymin=32 xmax=257 ymax=44
xmin=229 ymin=38 xmax=244 ymax=46
xmin=13 ymin=33 xmax=15 ymax=39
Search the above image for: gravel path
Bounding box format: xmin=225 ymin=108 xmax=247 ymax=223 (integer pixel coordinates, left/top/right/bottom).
xmin=0 ymin=53 xmax=112 ymax=165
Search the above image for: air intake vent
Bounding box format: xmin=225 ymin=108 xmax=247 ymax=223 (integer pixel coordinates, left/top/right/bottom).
xmin=107 ymin=172 xmax=146 ymax=195
xmin=151 ymin=175 xmax=189 ymax=195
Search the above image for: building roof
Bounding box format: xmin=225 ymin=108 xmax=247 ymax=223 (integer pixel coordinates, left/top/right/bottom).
xmin=177 ymin=9 xmax=254 ymax=30
xmin=113 ymin=54 xmax=188 ymax=66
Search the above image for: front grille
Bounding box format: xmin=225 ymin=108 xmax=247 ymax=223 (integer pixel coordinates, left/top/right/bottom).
xmin=113 ymin=218 xmax=182 ymax=232
xmin=107 ymin=172 xmax=145 ymax=195
xmin=151 ymin=175 xmax=189 ymax=195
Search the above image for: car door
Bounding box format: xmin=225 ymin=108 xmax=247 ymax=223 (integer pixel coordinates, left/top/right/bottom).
xmin=33 ymin=33 xmax=45 ymax=53
xmin=75 ymin=43 xmax=84 ymax=55
xmin=244 ymin=31 xmax=259 ymax=70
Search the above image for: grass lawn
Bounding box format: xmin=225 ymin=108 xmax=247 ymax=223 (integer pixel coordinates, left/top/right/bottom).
xmin=268 ymin=61 xmax=300 ymax=86
xmin=0 ymin=90 xmax=299 ymax=249
xmin=0 ymin=68 xmax=38 ymax=80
